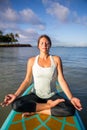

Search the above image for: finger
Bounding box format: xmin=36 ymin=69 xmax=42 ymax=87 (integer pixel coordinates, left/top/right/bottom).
xmin=5 ymin=95 xmax=11 ymax=100
xmin=5 ymin=98 xmax=14 ymax=106
xmin=73 ymin=103 xmax=82 ymax=111
xmin=75 ymin=105 xmax=82 ymax=111
xmin=58 ymin=99 xmax=65 ymax=103
xmin=0 ymin=102 xmax=6 ymax=107
xmin=4 ymin=95 xmax=12 ymax=103
xmin=60 ymin=99 xmax=65 ymax=102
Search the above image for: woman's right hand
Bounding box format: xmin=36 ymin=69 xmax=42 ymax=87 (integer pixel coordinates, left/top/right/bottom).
xmin=0 ymin=94 xmax=17 ymax=107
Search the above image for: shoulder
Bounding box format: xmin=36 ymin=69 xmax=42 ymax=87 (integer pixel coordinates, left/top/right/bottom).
xmin=27 ymin=56 xmax=37 ymax=67
xmin=53 ymin=55 xmax=61 ymax=61
xmin=52 ymin=55 xmax=62 ymax=65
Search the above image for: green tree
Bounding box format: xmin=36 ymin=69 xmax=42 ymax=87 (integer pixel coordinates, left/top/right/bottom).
xmin=9 ymin=33 xmax=15 ymax=44
xmin=0 ymin=30 xmax=3 ymax=36
xmin=14 ymin=33 xmax=19 ymax=43
xmin=0 ymin=31 xmax=19 ymax=44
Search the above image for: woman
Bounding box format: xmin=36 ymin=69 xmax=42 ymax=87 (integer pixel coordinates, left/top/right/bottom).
xmin=1 ymin=35 xmax=82 ymax=117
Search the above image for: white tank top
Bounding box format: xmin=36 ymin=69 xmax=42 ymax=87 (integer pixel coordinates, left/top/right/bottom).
xmin=32 ymin=55 xmax=58 ymax=98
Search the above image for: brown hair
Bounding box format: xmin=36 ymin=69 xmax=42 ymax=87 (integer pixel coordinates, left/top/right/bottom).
xmin=37 ymin=34 xmax=52 ymax=47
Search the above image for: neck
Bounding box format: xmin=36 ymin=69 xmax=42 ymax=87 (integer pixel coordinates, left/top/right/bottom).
xmin=39 ymin=53 xmax=49 ymax=59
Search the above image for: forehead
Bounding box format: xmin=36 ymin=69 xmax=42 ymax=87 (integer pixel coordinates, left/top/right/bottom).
xmin=39 ymin=37 xmax=49 ymax=42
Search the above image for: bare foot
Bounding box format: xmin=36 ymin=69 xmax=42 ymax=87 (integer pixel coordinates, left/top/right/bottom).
xmin=22 ymin=112 xmax=35 ymax=118
xmin=47 ymin=99 xmax=65 ymax=108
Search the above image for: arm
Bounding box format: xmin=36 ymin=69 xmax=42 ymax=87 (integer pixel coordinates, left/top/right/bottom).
xmin=2 ymin=57 xmax=35 ymax=106
xmin=54 ymin=56 xmax=82 ymax=111
xmin=56 ymin=56 xmax=73 ymax=100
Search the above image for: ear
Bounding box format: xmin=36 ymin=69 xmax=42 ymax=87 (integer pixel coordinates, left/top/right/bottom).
xmin=37 ymin=44 xmax=40 ymax=49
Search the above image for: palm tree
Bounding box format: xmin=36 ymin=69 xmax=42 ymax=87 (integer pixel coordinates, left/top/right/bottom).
xmin=15 ymin=33 xmax=19 ymax=43
xmin=0 ymin=30 xmax=3 ymax=43
xmin=0 ymin=31 xmax=19 ymax=44
xmin=0 ymin=30 xmax=3 ymax=36
xmin=15 ymin=33 xmax=19 ymax=38
xmin=9 ymin=33 xmax=15 ymax=44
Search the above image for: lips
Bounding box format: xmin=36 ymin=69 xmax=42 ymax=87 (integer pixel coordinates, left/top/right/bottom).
xmin=42 ymin=48 xmax=48 ymax=49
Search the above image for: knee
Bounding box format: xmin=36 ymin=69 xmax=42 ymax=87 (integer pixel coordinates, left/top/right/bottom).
xmin=67 ymin=105 xmax=75 ymax=116
xmin=51 ymin=106 xmax=75 ymax=117
xmin=11 ymin=100 xmax=21 ymax=112
xmin=51 ymin=100 xmax=75 ymax=117
xmin=11 ymin=101 xmax=18 ymax=111
xmin=62 ymin=100 xmax=75 ymax=116
xmin=66 ymin=100 xmax=75 ymax=115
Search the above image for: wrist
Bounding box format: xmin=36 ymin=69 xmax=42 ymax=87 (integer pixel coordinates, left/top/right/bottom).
xmin=70 ymin=96 xmax=74 ymax=101
xmin=14 ymin=93 xmax=18 ymax=98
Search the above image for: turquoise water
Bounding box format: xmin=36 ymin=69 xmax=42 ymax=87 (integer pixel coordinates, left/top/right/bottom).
xmin=0 ymin=47 xmax=87 ymax=128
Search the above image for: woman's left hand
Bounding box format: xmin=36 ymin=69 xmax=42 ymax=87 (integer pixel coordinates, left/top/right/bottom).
xmin=70 ymin=97 xmax=82 ymax=111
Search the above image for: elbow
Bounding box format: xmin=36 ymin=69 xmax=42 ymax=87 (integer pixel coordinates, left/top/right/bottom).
xmin=58 ymin=76 xmax=66 ymax=85
xmin=24 ymin=79 xmax=30 ymax=86
xmin=24 ymin=77 xmax=32 ymax=86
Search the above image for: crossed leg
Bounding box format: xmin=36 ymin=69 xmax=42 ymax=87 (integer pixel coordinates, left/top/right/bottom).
xmin=12 ymin=93 xmax=75 ymax=117
xmin=22 ymin=99 xmax=65 ymax=117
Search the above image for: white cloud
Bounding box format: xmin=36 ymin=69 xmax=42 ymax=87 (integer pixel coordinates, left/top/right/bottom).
xmin=19 ymin=9 xmax=43 ymax=25
xmin=0 ymin=7 xmax=46 ymax=34
xmin=0 ymin=21 xmax=18 ymax=31
xmin=47 ymin=3 xmax=69 ymax=22
xmin=43 ymin=0 xmax=87 ymax=26
xmin=1 ymin=8 xmax=18 ymax=22
xmin=17 ymin=28 xmax=39 ymax=45
xmin=0 ymin=0 xmax=45 ymax=27
xmin=42 ymin=0 xmax=70 ymax=22
xmin=0 ymin=2 xmax=45 ymax=45
xmin=72 ymin=11 xmax=87 ymax=26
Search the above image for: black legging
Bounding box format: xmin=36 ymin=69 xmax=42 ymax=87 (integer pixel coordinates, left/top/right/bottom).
xmin=12 ymin=93 xmax=75 ymax=117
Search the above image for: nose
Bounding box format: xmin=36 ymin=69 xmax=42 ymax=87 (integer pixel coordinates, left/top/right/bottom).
xmin=44 ymin=43 xmax=47 ymax=47
xmin=43 ymin=42 xmax=48 ymax=47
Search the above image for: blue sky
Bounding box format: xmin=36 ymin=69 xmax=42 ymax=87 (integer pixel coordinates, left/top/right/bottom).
xmin=0 ymin=0 xmax=87 ymax=46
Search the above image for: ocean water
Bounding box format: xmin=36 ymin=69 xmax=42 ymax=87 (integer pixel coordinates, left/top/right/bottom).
xmin=0 ymin=47 xmax=87 ymax=128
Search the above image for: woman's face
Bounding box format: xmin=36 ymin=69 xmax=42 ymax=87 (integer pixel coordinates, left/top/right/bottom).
xmin=38 ymin=37 xmax=51 ymax=53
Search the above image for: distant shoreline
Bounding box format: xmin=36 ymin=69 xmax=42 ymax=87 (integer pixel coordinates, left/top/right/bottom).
xmin=0 ymin=44 xmax=32 ymax=47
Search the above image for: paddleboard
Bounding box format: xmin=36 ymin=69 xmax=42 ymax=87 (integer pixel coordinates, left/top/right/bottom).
xmin=1 ymin=82 xmax=85 ymax=130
